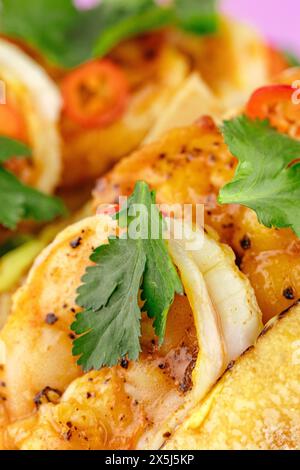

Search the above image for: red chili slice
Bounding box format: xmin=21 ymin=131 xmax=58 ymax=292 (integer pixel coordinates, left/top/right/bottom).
xmin=61 ymin=60 xmax=129 ymax=129
xmin=246 ymin=84 xmax=300 ymax=137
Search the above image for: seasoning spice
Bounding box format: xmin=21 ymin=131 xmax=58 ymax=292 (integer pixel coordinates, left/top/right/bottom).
xmin=45 ymin=313 xmax=58 ymax=325
xmin=283 ymin=287 xmax=295 ymax=300
xmin=70 ymin=237 xmax=82 ymax=249
xmin=240 ymin=235 xmax=251 ymax=250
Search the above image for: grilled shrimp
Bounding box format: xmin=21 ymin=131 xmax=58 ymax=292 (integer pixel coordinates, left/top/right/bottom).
xmin=0 ymin=216 xmax=261 ymax=450
xmin=0 ymin=215 xmax=196 ymax=444
xmin=93 ymin=119 xmax=300 ymax=323
xmin=0 ymin=216 xmax=117 ymax=421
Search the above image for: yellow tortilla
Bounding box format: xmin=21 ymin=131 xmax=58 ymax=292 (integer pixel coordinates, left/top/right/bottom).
xmin=164 ymin=303 xmax=300 ymax=450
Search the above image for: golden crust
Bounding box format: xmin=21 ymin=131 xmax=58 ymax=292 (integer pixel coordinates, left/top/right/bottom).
xmin=93 ymin=118 xmax=300 ymax=324
xmin=164 ymin=303 xmax=300 ymax=450
xmin=93 ymin=118 xmax=238 ymax=244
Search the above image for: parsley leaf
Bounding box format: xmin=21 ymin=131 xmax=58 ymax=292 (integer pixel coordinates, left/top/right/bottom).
xmin=219 ymin=115 xmax=300 ymax=237
xmin=72 ymin=181 xmax=183 ymax=371
xmin=0 ymin=0 xmax=218 ymax=68
xmin=0 ymin=137 xmax=66 ymax=229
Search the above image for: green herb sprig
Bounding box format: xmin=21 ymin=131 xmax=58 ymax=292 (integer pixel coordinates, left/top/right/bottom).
xmin=72 ymin=181 xmax=183 ymax=371
xmin=0 ymin=0 xmax=218 ymax=68
xmin=0 ymin=136 xmax=66 ymax=229
xmin=219 ymin=115 xmax=300 ymax=237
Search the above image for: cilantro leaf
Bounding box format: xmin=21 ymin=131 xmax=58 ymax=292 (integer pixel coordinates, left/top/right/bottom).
xmin=0 ymin=0 xmax=87 ymax=68
xmin=92 ymin=2 xmax=172 ymax=58
xmin=72 ymin=181 xmax=183 ymax=371
xmin=93 ymin=0 xmax=219 ymax=57
xmin=0 ymin=136 xmax=66 ymax=229
xmin=0 ymin=167 xmax=67 ymax=229
xmin=0 ymin=136 xmax=31 ymax=163
xmin=131 ymin=183 xmax=183 ymax=341
xmin=219 ymin=115 xmax=300 ymax=237
xmin=0 ymin=0 xmax=218 ymax=68
xmin=173 ymin=0 xmax=219 ymax=34
xmin=73 ymin=238 xmax=145 ymax=371
xmin=117 ymin=180 xmax=183 ymax=340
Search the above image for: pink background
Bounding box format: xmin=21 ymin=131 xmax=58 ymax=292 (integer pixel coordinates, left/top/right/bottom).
xmin=221 ymin=0 xmax=300 ymax=54
xmin=75 ymin=0 xmax=300 ymax=54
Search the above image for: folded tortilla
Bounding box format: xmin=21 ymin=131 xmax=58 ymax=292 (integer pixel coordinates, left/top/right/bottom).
xmin=164 ymin=302 xmax=300 ymax=450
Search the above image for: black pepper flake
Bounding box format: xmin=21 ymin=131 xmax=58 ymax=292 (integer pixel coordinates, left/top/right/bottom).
xmin=158 ymin=363 xmax=166 ymax=370
xmin=178 ymin=379 xmax=189 ymax=392
xmin=163 ymin=432 xmax=171 ymax=438
xmin=0 ymin=381 xmax=6 ymax=387
xmin=120 ymin=358 xmax=129 ymax=369
xmin=34 ymin=387 xmax=62 ymax=408
xmin=69 ymin=333 xmax=76 ymax=340
xmin=63 ymin=429 xmax=72 ymax=441
xmin=70 ymin=308 xmax=76 ymax=313
xmin=70 ymin=237 xmax=82 ymax=249
xmin=179 ymin=359 xmax=196 ymax=393
xmin=283 ymin=287 xmax=295 ymax=300
xmin=66 ymin=421 xmax=72 ymax=428
xmin=45 ymin=313 xmax=58 ymax=325
xmin=86 ymin=392 xmax=92 ymax=399
xmin=240 ymin=235 xmax=251 ymax=250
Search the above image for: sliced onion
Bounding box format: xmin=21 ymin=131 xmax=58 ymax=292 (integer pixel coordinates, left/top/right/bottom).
xmin=0 ymin=39 xmax=62 ymax=193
